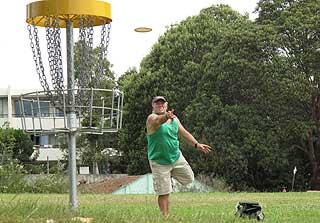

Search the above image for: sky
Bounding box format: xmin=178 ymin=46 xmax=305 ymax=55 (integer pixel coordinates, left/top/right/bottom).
xmin=0 ymin=0 xmax=259 ymax=89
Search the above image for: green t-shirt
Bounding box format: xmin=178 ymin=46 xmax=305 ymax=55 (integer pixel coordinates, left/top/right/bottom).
xmin=147 ymin=118 xmax=180 ymax=165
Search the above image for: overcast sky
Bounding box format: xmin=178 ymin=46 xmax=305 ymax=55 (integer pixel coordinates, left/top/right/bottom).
xmin=0 ymin=0 xmax=258 ymax=89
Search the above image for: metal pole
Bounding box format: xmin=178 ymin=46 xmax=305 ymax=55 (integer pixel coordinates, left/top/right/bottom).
xmin=47 ymin=155 xmax=50 ymax=175
xmin=66 ymin=19 xmax=78 ymax=210
xmin=291 ymin=174 xmax=295 ymax=192
xmin=291 ymin=166 xmax=297 ymax=192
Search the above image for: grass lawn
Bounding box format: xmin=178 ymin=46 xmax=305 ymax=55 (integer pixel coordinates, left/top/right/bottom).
xmin=0 ymin=192 xmax=319 ymax=222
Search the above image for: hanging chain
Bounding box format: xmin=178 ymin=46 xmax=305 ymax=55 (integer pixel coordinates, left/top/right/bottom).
xmin=45 ymin=16 xmax=64 ymax=107
xmin=76 ymin=17 xmax=111 ymax=108
xmin=77 ymin=16 xmax=86 ymax=105
xmin=27 ymin=19 xmax=52 ymax=98
xmin=27 ymin=16 xmax=112 ymax=113
xmin=78 ymin=16 xmax=94 ymax=89
xmin=53 ymin=17 xmax=64 ymax=97
xmin=27 ymin=17 xmax=65 ymax=108
xmin=76 ymin=16 xmax=95 ymax=107
xmin=77 ymin=17 xmax=111 ymax=90
xmin=95 ymin=21 xmax=112 ymax=87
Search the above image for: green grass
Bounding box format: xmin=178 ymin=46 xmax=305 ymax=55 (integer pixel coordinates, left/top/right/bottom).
xmin=0 ymin=192 xmax=319 ymax=222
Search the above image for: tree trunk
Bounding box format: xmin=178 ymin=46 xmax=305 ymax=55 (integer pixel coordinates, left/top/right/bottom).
xmin=308 ymin=95 xmax=320 ymax=189
xmin=306 ymin=131 xmax=320 ymax=190
xmin=310 ymin=161 xmax=320 ymax=190
xmin=92 ymin=161 xmax=99 ymax=175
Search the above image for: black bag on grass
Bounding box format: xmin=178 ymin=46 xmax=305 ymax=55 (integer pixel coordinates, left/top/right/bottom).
xmin=234 ymin=202 xmax=264 ymax=221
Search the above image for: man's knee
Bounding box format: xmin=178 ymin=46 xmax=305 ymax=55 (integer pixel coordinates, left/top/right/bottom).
xmin=178 ymin=173 xmax=194 ymax=186
xmin=159 ymin=194 xmax=169 ymax=199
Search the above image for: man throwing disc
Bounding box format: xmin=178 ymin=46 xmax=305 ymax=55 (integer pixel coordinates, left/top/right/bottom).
xmin=146 ymin=96 xmax=212 ymax=216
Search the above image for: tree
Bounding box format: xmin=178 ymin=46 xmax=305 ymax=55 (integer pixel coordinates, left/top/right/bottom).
xmin=76 ymin=132 xmax=124 ymax=174
xmin=182 ymin=15 xmax=304 ymax=190
xmin=12 ymin=129 xmax=34 ymax=162
xmin=256 ymin=0 xmax=320 ymax=189
xmin=0 ymin=127 xmax=33 ymax=163
xmin=70 ymin=41 xmax=119 ymax=173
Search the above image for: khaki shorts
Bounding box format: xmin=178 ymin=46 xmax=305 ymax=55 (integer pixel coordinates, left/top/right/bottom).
xmin=149 ymin=153 xmax=194 ymax=195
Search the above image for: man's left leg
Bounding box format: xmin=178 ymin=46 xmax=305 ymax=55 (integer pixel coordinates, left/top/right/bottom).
xmin=171 ymin=154 xmax=194 ymax=186
xmin=158 ymin=194 xmax=170 ymax=215
xmin=149 ymin=160 xmax=173 ymax=215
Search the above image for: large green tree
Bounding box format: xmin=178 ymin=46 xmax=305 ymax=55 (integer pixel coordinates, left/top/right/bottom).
xmin=184 ymin=18 xmax=309 ymax=190
xmin=256 ymin=0 xmax=320 ymax=189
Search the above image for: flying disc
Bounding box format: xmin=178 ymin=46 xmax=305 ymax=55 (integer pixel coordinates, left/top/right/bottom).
xmin=134 ymin=27 xmax=152 ymax=32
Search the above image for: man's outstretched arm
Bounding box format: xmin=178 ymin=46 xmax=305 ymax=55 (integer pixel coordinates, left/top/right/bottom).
xmin=177 ymin=118 xmax=212 ymax=154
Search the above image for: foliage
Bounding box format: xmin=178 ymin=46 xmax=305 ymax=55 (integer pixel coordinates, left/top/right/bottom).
xmin=256 ymin=0 xmax=320 ymax=189
xmin=182 ymin=17 xmax=300 ymax=190
xmin=117 ymin=68 xmax=150 ymax=174
xmin=24 ymin=161 xmax=67 ymax=193
xmin=74 ymin=41 xmax=116 ymax=89
xmin=0 ymin=161 xmax=27 ymax=193
xmin=23 ymin=163 xmax=47 ymax=174
xmin=196 ymin=174 xmax=230 ymax=192
xmin=25 ymin=174 xmax=68 ymax=194
xmin=0 ymin=160 xmax=68 ymax=193
xmin=0 ymin=125 xmax=63 ymax=194
xmin=0 ymin=127 xmax=33 ymax=163
xmin=12 ymin=129 xmax=34 ymax=162
xmin=0 ymin=128 xmax=15 ymax=163
xmin=76 ymin=132 xmax=125 ymax=174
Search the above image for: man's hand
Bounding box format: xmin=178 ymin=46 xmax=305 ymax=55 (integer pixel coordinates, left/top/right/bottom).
xmin=166 ymin=109 xmax=176 ymax=119
xmin=196 ymin=143 xmax=212 ymax=154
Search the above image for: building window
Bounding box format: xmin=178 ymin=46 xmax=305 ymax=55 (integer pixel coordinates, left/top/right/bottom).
xmin=31 ymin=134 xmax=58 ymax=148
xmin=54 ymin=107 xmax=64 ymax=117
xmin=0 ymin=98 xmax=8 ymax=118
xmin=14 ymin=100 xmax=50 ymax=117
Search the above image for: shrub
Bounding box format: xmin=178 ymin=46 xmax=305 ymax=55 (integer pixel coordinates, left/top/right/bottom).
xmin=0 ymin=161 xmax=68 ymax=193
xmin=24 ymin=161 xmax=68 ymax=193
xmin=0 ymin=161 xmax=28 ymax=193
xmin=196 ymin=174 xmax=230 ymax=192
xmin=25 ymin=174 xmax=68 ymax=193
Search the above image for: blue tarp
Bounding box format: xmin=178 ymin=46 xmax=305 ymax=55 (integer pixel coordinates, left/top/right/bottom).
xmin=113 ymin=173 xmax=213 ymax=194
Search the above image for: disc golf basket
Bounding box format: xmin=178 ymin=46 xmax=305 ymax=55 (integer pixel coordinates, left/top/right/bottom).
xmin=25 ymin=0 xmax=121 ymax=209
xmin=19 ymin=88 xmax=123 ymax=135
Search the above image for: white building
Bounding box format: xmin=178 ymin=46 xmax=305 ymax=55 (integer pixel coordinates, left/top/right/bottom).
xmin=0 ymin=86 xmax=64 ymax=161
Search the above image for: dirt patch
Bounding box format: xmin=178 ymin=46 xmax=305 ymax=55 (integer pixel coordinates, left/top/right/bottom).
xmin=79 ymin=176 xmax=140 ymax=193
